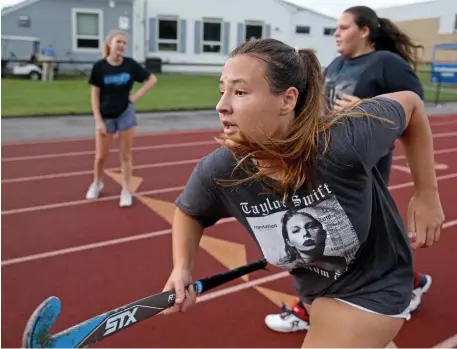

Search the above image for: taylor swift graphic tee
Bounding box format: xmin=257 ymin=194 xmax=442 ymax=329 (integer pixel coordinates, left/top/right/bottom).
xmin=175 ymin=96 xmax=414 ymax=315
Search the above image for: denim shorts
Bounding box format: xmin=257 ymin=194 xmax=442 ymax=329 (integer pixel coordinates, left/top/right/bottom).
xmin=104 ymin=103 xmax=137 ymax=134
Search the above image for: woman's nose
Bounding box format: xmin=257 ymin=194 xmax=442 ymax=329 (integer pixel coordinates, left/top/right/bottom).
xmin=216 ymin=93 xmax=232 ymax=114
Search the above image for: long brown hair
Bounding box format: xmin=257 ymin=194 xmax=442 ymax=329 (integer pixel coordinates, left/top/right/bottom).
xmin=215 ymin=39 xmax=342 ymax=200
xmin=344 ymin=6 xmax=423 ymax=69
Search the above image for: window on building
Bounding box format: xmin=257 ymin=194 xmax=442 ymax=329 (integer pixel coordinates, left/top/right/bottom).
xmin=18 ymin=15 xmax=31 ymax=28
xmin=202 ymin=19 xmax=222 ymax=53
xmin=245 ymin=23 xmax=263 ymax=41
xmin=323 ymin=27 xmax=336 ymax=36
xmin=158 ymin=18 xmax=179 ymax=51
xmin=73 ymin=9 xmax=102 ymax=50
xmin=296 ymin=25 xmax=310 ymax=34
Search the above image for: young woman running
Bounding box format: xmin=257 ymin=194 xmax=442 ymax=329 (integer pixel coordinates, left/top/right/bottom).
xmin=86 ymin=29 xmax=157 ymax=207
xmin=265 ymin=5 xmax=434 ymax=334
xmin=161 ymin=37 xmax=444 ymax=348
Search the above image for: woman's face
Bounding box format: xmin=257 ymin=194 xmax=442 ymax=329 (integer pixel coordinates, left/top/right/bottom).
xmin=109 ymin=34 xmax=127 ymax=56
xmin=216 ymin=54 xmax=296 ymax=146
xmin=286 ymin=213 xmax=326 ymax=253
xmin=335 ymin=12 xmax=369 ymax=57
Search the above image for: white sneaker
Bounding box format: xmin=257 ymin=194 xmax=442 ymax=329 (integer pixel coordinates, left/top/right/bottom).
xmin=264 ymin=302 xmax=310 ymax=333
xmin=86 ymin=181 xmax=104 ymax=199
xmin=119 ymin=189 xmax=132 ymax=207
xmin=265 ymin=312 xmax=310 ymax=333
xmin=409 ymin=274 xmax=432 ymax=312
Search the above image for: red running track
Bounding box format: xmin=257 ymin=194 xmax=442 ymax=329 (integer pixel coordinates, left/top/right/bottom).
xmin=2 ymin=115 xmax=457 ymax=348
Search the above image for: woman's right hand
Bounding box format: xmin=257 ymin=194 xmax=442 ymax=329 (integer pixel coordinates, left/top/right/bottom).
xmin=96 ymin=120 xmax=107 ymax=135
xmin=163 ymin=267 xmax=197 ymax=315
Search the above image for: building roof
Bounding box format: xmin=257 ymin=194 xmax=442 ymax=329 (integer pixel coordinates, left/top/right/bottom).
xmin=2 ymin=0 xmax=338 ymax=22
xmin=279 ymin=0 xmax=338 ymax=20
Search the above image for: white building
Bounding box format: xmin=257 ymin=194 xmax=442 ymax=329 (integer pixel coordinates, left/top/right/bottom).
xmin=2 ymin=0 xmax=339 ymax=74
xmin=133 ymin=0 xmax=339 ymax=73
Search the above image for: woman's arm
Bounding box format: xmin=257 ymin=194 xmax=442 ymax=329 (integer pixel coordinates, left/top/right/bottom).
xmin=171 ymin=207 xmax=204 ymax=272
xmin=381 ymin=91 xmax=437 ymax=192
xmin=380 ymin=91 xmax=444 ymax=248
xmin=130 ymin=74 xmax=157 ymax=103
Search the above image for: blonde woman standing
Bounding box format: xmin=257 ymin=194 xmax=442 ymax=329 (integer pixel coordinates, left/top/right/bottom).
xmin=86 ymin=30 xmax=157 ymax=207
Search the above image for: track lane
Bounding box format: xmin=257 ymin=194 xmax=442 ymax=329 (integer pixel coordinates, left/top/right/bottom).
xmin=2 ymin=118 xmax=457 ymax=349
xmin=2 ymin=143 xmax=217 ymax=179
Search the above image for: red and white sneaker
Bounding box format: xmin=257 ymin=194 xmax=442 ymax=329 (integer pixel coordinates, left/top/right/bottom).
xmin=409 ymin=272 xmax=432 ymax=312
xmin=264 ymin=299 xmax=310 ymax=333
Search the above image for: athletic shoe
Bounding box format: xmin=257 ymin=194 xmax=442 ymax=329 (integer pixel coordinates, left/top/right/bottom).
xmin=409 ymin=273 xmax=432 ymax=312
xmin=85 ymin=181 xmax=104 ymax=199
xmin=264 ymin=299 xmax=310 ymax=333
xmin=119 ymin=189 xmax=132 ymax=207
xmin=264 ymin=273 xmax=432 ymax=333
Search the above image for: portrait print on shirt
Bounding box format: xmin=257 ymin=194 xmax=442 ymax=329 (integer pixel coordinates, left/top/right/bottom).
xmin=241 ymin=183 xmax=360 ymax=279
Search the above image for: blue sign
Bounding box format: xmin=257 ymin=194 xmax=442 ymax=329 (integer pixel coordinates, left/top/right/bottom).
xmin=430 ymin=43 xmax=457 ymax=86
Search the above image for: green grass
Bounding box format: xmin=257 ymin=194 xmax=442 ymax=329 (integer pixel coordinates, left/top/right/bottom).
xmin=1 ymin=71 xmax=456 ymax=117
xmin=1 ymin=74 xmax=221 ymax=117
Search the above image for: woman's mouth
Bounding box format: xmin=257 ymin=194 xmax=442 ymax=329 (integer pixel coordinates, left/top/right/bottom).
xmin=222 ymin=121 xmax=238 ymax=135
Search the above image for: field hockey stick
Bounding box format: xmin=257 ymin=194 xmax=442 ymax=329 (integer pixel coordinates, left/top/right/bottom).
xmin=22 ymin=258 xmax=268 ymax=348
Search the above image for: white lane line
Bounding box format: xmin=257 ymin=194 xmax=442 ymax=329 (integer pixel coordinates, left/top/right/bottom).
xmin=3 ymin=213 xmax=457 ymax=267
xmin=443 ymin=219 xmax=457 ymax=229
xmin=432 ymin=132 xmax=457 ymax=139
xmin=1 ymin=218 xmax=236 ymax=266
xmin=433 ymin=333 xmax=457 ymax=348
xmin=2 ymin=159 xmax=200 ymax=184
xmin=3 ymin=145 xmax=456 ymax=184
xmin=392 ymin=147 xmax=457 ymax=161
xmin=4 ymin=171 xmax=457 ymax=216
xmin=3 ymin=131 xmax=455 ymax=162
xmin=1 ymin=128 xmax=220 ymax=147
xmin=2 ymin=140 xmax=217 ymax=162
xmin=1 ymin=186 xmax=186 ymax=215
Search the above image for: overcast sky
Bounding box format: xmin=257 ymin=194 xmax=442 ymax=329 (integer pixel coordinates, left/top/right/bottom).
xmin=0 ymin=0 xmax=431 ymax=17
xmin=287 ymin=0 xmax=430 ymax=17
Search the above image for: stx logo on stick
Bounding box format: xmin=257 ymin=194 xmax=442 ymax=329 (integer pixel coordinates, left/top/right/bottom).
xmin=104 ymin=307 xmax=138 ymax=336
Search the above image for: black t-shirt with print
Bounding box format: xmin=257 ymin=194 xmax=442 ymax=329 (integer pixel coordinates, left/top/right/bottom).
xmin=88 ymin=57 xmax=150 ymax=119
xmin=323 ymin=50 xmax=424 ymax=185
xmin=176 ymin=97 xmax=414 ymax=316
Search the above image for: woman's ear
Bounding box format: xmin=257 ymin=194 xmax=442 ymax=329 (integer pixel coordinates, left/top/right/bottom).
xmin=280 ymin=86 xmax=299 ymax=116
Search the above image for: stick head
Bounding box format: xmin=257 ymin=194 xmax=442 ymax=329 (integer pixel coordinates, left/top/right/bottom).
xmin=22 ymin=297 xmax=61 ymax=348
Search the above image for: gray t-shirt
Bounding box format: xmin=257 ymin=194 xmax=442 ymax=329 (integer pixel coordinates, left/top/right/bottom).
xmin=176 ymin=96 xmax=413 ymax=315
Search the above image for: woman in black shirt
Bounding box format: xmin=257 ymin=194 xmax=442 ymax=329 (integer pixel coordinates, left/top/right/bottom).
xmin=264 ymin=6 xmax=433 ymax=335
xmin=86 ymin=29 xmax=157 ymax=207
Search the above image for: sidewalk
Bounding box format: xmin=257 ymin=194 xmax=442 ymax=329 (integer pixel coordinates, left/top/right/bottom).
xmin=2 ymin=104 xmax=456 ymax=143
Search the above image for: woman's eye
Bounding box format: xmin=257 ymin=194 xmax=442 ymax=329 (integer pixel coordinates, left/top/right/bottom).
xmin=235 ymin=90 xmax=246 ymax=96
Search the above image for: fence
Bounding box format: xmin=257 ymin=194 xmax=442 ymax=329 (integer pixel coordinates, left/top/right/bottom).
xmin=2 ymin=58 xmax=456 ymax=104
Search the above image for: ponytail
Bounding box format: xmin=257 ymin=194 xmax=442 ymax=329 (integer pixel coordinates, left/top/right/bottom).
xmin=375 ymin=17 xmax=423 ymax=69
xmin=103 ymin=44 xmax=110 ymax=58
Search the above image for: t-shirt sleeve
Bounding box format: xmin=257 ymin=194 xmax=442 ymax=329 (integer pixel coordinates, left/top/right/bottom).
xmin=382 ymin=55 xmax=424 ymax=100
xmin=131 ymin=59 xmax=151 ymax=83
xmin=175 ymin=156 xmax=227 ymax=228
xmin=88 ymin=61 xmax=103 ymax=87
xmin=344 ymin=96 xmax=407 ymax=170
